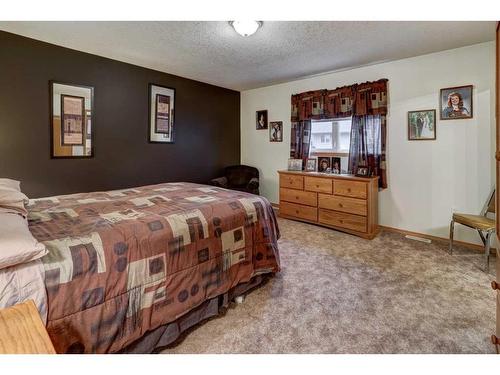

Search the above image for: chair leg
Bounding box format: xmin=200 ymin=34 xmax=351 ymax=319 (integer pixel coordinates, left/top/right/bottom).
xmin=483 ymin=232 xmax=492 ymax=272
xmin=449 ymin=220 xmax=455 ymax=255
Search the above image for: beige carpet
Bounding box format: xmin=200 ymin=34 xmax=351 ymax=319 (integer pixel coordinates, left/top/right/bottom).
xmin=162 ymin=218 xmax=497 ymax=354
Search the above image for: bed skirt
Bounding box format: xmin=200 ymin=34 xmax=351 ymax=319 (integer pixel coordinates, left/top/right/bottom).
xmin=120 ymin=274 xmax=268 ymax=353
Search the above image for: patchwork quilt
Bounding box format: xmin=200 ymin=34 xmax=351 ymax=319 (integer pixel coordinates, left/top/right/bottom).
xmin=28 ymin=182 xmax=280 ymax=353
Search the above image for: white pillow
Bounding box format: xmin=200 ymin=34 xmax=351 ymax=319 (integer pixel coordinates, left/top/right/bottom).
xmin=0 ymin=186 xmax=28 ymax=218
xmin=0 ymin=179 xmax=21 ymax=191
xmin=0 ymin=212 xmax=47 ymax=270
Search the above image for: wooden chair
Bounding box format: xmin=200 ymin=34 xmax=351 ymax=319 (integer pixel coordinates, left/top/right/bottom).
xmin=449 ymin=189 xmax=496 ymax=271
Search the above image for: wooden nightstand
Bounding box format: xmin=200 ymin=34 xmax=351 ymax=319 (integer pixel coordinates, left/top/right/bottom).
xmin=0 ymin=300 xmax=55 ymax=354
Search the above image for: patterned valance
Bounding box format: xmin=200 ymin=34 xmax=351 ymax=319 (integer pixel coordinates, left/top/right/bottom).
xmin=290 ymin=79 xmax=388 ymax=121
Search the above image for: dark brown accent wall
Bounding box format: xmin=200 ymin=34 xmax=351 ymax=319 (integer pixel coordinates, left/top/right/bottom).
xmin=0 ymin=31 xmax=240 ymax=198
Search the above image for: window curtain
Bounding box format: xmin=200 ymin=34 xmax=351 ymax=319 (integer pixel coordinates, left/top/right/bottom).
xmin=348 ymin=79 xmax=388 ymax=188
xmin=290 ymin=120 xmax=311 ymax=169
xmin=348 ymin=115 xmax=387 ymax=188
xmin=289 ymin=79 xmax=388 ymax=184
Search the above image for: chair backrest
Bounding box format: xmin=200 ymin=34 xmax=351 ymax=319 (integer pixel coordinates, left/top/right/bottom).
xmin=480 ymin=188 xmax=495 ymax=216
xmin=225 ymin=165 xmax=259 ymax=187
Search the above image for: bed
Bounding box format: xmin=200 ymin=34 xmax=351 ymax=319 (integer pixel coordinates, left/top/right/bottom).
xmin=5 ymin=182 xmax=280 ymax=353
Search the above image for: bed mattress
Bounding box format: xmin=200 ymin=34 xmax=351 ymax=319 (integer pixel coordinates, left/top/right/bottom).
xmin=27 ymin=182 xmax=280 ymax=353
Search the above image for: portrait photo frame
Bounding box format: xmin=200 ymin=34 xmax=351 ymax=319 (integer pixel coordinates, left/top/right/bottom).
xmin=149 ymin=83 xmax=175 ymax=143
xmin=355 ymin=166 xmax=370 ymax=177
xmin=287 ymin=158 xmax=303 ymax=171
xmin=269 ymin=121 xmax=283 ymax=142
xmin=50 ymin=80 xmax=94 ymax=159
xmin=317 ymin=157 xmax=331 ymax=173
xmin=439 ymin=85 xmax=473 ymax=120
xmin=256 ymin=110 xmax=268 ymax=130
xmin=305 ymin=158 xmax=317 ymax=172
xmin=408 ymin=109 xmax=436 ymax=141
xmin=331 ymin=157 xmax=341 ymax=174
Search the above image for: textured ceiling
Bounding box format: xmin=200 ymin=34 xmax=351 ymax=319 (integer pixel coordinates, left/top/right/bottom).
xmin=0 ymin=21 xmax=495 ymax=91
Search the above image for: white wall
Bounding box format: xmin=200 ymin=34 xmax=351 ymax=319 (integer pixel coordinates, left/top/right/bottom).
xmin=241 ymin=42 xmax=495 ymax=245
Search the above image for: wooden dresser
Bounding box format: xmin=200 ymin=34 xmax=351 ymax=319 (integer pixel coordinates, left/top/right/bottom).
xmin=278 ymin=170 xmax=379 ymax=239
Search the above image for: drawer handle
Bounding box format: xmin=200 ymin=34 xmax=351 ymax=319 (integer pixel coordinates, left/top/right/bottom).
xmin=338 ymin=203 xmax=343 ymax=208
xmin=295 ymin=210 xmax=299 ymax=214
xmin=347 ymin=188 xmax=351 ymax=192
xmin=339 ymin=220 xmax=344 ymax=224
xmin=295 ymin=196 xmax=300 ymax=200
xmin=491 ymin=281 xmax=499 ymax=290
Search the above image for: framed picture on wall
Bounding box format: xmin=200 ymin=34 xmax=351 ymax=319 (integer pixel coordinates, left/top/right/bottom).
xmin=439 ymin=85 xmax=473 ymax=120
xmin=408 ymin=110 xmax=436 ymax=140
xmin=256 ymin=110 xmax=268 ymax=130
xmin=269 ymin=121 xmax=283 ymax=142
xmin=50 ymin=81 xmax=94 ymax=158
xmin=149 ymin=84 xmax=175 ymax=143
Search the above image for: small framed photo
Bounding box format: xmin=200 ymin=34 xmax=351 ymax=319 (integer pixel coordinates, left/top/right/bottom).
xmin=408 ymin=110 xmax=436 ymax=141
xmin=331 ymin=157 xmax=341 ymax=174
xmin=355 ymin=166 xmax=370 ymax=177
xmin=287 ymin=158 xmax=303 ymax=171
xmin=305 ymin=158 xmax=317 ymax=172
xmin=318 ymin=157 xmax=331 ymax=173
xmin=256 ymin=110 xmax=268 ymax=130
xmin=440 ymin=85 xmax=473 ymax=120
xmin=149 ymin=84 xmax=175 ymax=143
xmin=269 ymin=121 xmax=283 ymax=142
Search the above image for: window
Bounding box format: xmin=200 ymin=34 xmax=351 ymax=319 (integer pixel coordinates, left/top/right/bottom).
xmin=309 ymin=117 xmax=352 ymax=156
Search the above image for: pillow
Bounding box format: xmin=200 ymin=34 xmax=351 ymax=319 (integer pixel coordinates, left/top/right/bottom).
xmin=0 ymin=178 xmax=21 ymax=191
xmin=0 ymin=186 xmax=29 ymax=218
xmin=0 ymin=212 xmax=47 ymax=270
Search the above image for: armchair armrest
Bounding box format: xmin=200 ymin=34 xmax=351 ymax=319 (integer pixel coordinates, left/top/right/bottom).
xmin=210 ymin=176 xmax=228 ymax=188
xmin=247 ymin=177 xmax=259 ymax=190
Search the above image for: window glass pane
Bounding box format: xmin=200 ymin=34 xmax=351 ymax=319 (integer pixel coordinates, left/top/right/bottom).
xmin=310 ymin=118 xmax=351 ymax=154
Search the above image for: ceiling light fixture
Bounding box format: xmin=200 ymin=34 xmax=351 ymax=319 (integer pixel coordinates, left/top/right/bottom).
xmin=229 ymin=21 xmax=263 ymax=37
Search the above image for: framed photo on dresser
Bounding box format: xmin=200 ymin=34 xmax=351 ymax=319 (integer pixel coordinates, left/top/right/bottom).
xmin=149 ymin=84 xmax=175 ymax=143
xmin=50 ymin=81 xmax=94 ymax=158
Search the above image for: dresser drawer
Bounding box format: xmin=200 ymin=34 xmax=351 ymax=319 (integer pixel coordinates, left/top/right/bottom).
xmin=280 ymin=188 xmax=317 ymax=207
xmin=318 ymin=194 xmax=367 ymax=216
xmin=333 ymin=180 xmax=367 ymax=199
xmin=318 ymin=209 xmax=367 ymax=233
xmin=304 ymin=176 xmax=332 ymax=194
xmin=280 ymin=202 xmax=317 ymax=221
xmin=280 ymin=174 xmax=304 ymax=190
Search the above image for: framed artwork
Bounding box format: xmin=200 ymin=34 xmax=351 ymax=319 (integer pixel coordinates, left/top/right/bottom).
xmin=149 ymin=84 xmax=175 ymax=143
xmin=440 ymin=85 xmax=473 ymax=120
xmin=305 ymin=158 xmax=317 ymax=172
xmin=318 ymin=157 xmax=331 ymax=173
xmin=269 ymin=121 xmax=283 ymax=142
xmin=256 ymin=110 xmax=268 ymax=130
xmin=408 ymin=110 xmax=436 ymax=141
xmin=50 ymin=81 xmax=94 ymax=158
xmin=287 ymin=158 xmax=303 ymax=171
xmin=331 ymin=157 xmax=341 ymax=174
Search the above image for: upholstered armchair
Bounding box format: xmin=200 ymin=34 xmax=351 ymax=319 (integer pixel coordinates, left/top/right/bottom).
xmin=210 ymin=165 xmax=260 ymax=195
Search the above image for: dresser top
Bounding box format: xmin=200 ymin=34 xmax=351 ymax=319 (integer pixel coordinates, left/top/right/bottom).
xmin=278 ymin=170 xmax=379 ymax=182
